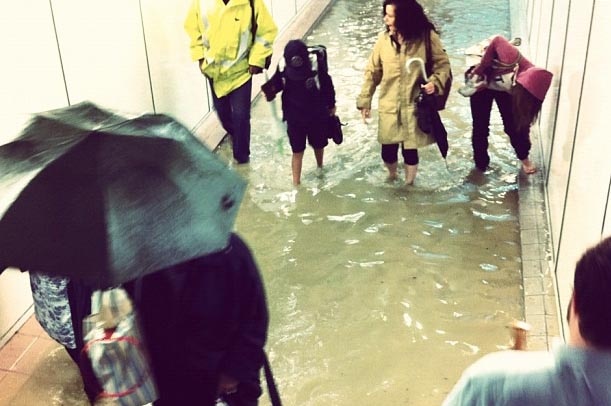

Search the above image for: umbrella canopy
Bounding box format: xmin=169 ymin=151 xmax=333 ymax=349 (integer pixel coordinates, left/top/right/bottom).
xmin=0 ymin=102 xmax=246 ymax=288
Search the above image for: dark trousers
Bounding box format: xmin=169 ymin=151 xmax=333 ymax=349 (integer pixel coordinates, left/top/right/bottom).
xmin=381 ymin=144 xmax=419 ymax=165
xmin=210 ymin=78 xmax=253 ymax=163
xmin=470 ymin=89 xmax=531 ymax=170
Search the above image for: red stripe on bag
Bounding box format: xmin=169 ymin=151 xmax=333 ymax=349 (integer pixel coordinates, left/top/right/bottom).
xmin=83 ymin=335 xmax=152 ymax=399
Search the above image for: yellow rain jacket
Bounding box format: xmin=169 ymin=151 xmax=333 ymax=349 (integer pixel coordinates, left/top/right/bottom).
xmin=185 ymin=0 xmax=278 ymax=98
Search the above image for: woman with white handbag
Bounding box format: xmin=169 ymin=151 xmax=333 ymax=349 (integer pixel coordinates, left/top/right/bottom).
xmin=460 ymin=35 xmax=553 ymax=175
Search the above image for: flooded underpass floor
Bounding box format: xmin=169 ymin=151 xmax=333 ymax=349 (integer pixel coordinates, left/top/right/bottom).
xmin=0 ymin=0 xmax=533 ymax=405
xmin=219 ymin=0 xmax=527 ymax=405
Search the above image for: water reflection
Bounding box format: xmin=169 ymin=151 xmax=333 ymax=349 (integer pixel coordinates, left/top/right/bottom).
xmin=218 ymin=0 xmax=523 ymax=404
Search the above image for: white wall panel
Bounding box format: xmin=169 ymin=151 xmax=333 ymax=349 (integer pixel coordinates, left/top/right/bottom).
xmin=50 ymin=0 xmax=153 ymax=114
xmin=0 ymin=1 xmax=68 ymax=144
xmin=296 ymin=0 xmax=309 ymax=11
xmin=0 ymin=0 xmax=64 ymax=343
xmin=546 ymin=0 xmax=592 ymax=268
xmin=531 ymin=0 xmax=553 ymax=66
xmin=0 ymin=270 xmax=32 ymax=347
xmin=270 ymin=0 xmax=298 ymax=31
xmin=553 ymin=0 xmax=611 ymax=331
xmin=140 ymin=0 xmax=209 ymax=129
xmin=539 ymin=0 xmax=569 ymax=177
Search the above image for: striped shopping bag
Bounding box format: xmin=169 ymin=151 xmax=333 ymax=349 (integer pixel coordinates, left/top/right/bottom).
xmin=82 ymin=288 xmax=158 ymax=406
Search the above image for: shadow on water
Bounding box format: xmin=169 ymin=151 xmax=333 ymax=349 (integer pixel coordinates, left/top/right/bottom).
xmin=218 ymin=0 xmax=523 ymax=404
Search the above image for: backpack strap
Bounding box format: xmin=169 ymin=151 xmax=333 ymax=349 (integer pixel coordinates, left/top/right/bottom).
xmin=263 ymin=353 xmax=282 ymax=406
xmin=249 ymin=0 xmax=256 ymax=45
xmin=424 ymin=31 xmax=434 ymax=78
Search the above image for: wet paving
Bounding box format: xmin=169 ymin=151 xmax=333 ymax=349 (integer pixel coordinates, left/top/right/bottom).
xmin=219 ymin=0 xmax=525 ymax=405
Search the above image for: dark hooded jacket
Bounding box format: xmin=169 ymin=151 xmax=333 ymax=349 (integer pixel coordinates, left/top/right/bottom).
xmin=126 ymin=233 xmax=269 ymax=406
xmin=262 ymin=40 xmax=336 ymax=125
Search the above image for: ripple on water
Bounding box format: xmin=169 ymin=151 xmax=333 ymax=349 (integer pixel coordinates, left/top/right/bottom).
xmin=480 ymin=263 xmax=500 ymax=272
xmin=326 ymin=211 xmax=365 ymax=223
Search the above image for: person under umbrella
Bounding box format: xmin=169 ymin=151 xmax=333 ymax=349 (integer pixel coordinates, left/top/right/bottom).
xmin=0 ymin=102 xmax=272 ymax=405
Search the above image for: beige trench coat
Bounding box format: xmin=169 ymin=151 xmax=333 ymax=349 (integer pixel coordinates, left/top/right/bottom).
xmin=356 ymin=30 xmax=451 ymax=147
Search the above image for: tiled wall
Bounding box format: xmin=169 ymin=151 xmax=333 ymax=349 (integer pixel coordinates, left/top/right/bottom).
xmin=511 ymin=0 xmax=611 ymax=337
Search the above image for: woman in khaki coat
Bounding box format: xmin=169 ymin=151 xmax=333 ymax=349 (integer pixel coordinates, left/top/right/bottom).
xmin=357 ymin=0 xmax=451 ymax=185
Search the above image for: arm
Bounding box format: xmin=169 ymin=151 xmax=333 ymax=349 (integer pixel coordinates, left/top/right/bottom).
xmin=248 ymin=0 xmax=278 ymax=69
xmin=427 ymin=30 xmax=452 ymax=96
xmin=184 ymin=0 xmax=205 ymax=62
xmin=261 ymin=67 xmax=284 ymax=101
xmin=356 ymin=34 xmax=384 ymax=121
xmin=472 ymin=35 xmax=519 ymax=76
xmin=320 ymin=73 xmax=337 ymax=114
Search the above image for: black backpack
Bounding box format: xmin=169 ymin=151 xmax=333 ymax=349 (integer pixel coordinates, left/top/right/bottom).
xmin=306 ymin=45 xmax=329 ymax=78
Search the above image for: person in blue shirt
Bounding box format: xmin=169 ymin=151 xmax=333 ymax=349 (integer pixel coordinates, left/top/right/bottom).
xmin=443 ymin=236 xmax=611 ymax=405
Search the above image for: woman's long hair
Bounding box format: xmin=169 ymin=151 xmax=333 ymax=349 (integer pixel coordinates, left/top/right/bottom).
xmin=512 ymin=83 xmax=543 ymax=133
xmin=383 ymin=0 xmax=436 ymax=43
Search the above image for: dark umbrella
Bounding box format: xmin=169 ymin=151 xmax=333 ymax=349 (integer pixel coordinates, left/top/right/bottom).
xmin=415 ymin=90 xmax=449 ymax=159
xmin=407 ymin=57 xmax=449 ymax=159
xmin=0 ymin=102 xmax=246 ymax=288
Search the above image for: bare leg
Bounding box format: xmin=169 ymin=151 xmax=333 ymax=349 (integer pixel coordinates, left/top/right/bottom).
xmin=405 ymin=164 xmax=418 ymax=185
xmin=521 ymin=158 xmax=536 ymax=174
xmin=385 ymin=162 xmax=398 ymax=181
xmin=292 ymin=152 xmax=304 ymax=185
xmin=314 ymin=148 xmax=324 ymax=168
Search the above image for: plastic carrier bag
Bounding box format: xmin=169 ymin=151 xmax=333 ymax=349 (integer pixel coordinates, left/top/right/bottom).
xmin=82 ymin=288 xmax=158 ymax=406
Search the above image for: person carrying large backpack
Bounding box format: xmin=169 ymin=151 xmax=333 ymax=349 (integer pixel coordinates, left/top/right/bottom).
xmin=261 ymin=39 xmax=340 ymax=186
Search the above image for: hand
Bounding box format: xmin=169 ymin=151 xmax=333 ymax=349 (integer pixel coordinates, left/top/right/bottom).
xmin=329 ymin=106 xmax=337 ymax=116
xmin=217 ymin=373 xmax=239 ymax=396
xmin=249 ymin=65 xmax=263 ymax=75
xmin=421 ymin=82 xmax=436 ymax=95
xmin=360 ymin=108 xmax=371 ymax=123
xmin=509 ymin=320 xmax=531 ymax=350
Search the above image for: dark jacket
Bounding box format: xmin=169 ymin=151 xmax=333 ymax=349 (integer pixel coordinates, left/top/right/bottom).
xmin=126 ymin=233 xmax=269 ymax=406
xmin=263 ymin=64 xmax=336 ymax=125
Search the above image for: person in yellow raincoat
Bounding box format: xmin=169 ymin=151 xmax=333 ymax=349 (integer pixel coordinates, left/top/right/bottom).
xmin=185 ymin=0 xmax=277 ymax=164
xmin=356 ymin=0 xmax=451 ymax=185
